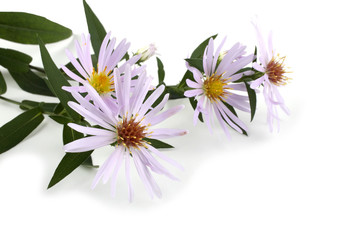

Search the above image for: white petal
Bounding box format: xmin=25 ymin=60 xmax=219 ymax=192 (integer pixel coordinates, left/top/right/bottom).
xmin=147 ymin=105 xmax=184 ymax=126
xmin=63 ymin=135 xmax=115 ymax=152
xmin=150 ymin=128 xmax=188 ymax=139
xmin=68 ymin=123 xmax=115 ymax=136
xmin=146 ymin=145 xmax=184 ymax=171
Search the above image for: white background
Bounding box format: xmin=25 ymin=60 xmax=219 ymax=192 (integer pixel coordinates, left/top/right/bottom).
xmin=1 ymin=0 xmax=359 ymax=239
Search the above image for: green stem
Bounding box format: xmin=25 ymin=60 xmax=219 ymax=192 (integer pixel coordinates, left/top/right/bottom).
xmin=0 ymin=96 xmax=64 ymax=117
xmin=166 ymin=85 xmax=187 ymax=100
xmin=0 ymin=96 xmax=22 ymax=106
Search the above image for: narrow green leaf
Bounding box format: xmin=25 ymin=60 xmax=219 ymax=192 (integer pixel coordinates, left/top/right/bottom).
xmin=49 ymin=115 xmax=72 ymax=125
xmin=234 ymin=69 xmax=265 ymax=83
xmin=167 ymin=85 xmax=185 ymax=99
xmin=0 ymin=12 xmax=72 ymax=44
xmin=20 ymin=100 xmax=58 ymax=113
xmin=178 ymin=70 xmax=194 ymax=89
xmin=245 ymin=82 xmax=257 ymax=122
xmin=156 ymin=57 xmax=165 ymax=86
xmin=144 ymin=138 xmax=174 ymax=149
xmin=83 ymin=0 xmax=106 ymax=58
xmin=0 ymin=71 xmax=6 ymax=95
xmin=38 ymin=37 xmax=80 ymax=121
xmin=62 ymin=123 xmax=83 ymax=145
xmin=178 ymin=34 xmax=217 ymax=88
xmin=185 ymin=58 xmax=204 ymax=72
xmin=0 ymin=107 xmax=44 ymax=154
xmin=191 ymin=34 xmax=217 ymax=58
xmin=253 ymin=46 xmax=257 ymax=63
xmin=0 ymin=48 xmax=32 ymax=72
xmin=63 ymin=123 xmax=95 ymax=166
xmin=47 ymin=150 xmax=93 ymax=189
xmin=9 ymin=69 xmax=55 ymax=97
xmin=53 ymin=103 xmax=65 ymax=115
xmin=47 ymin=124 xmax=94 ymax=188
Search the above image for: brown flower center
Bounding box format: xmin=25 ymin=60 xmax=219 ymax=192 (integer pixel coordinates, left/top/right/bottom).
xmin=116 ymin=116 xmax=147 ymax=149
xmin=266 ymin=55 xmax=290 ymax=86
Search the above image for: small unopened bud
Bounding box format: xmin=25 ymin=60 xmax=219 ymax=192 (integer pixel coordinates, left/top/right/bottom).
xmin=218 ymin=50 xmax=228 ymax=63
xmin=136 ymin=43 xmax=157 ymax=62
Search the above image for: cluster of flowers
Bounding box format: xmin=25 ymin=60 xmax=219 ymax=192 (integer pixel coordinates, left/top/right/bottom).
xmin=59 ymin=23 xmax=291 ymax=201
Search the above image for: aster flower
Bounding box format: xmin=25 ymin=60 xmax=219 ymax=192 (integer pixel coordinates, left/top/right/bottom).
xmin=63 ymin=64 xmax=187 ymax=201
xmin=184 ymin=37 xmax=254 ymax=138
xmin=61 ymin=32 xmax=143 ymax=107
xmin=250 ymin=24 xmax=291 ymax=132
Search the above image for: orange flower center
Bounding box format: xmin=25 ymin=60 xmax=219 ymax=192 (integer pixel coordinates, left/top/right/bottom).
xmin=203 ymin=73 xmax=231 ymax=102
xmin=88 ymin=68 xmax=114 ymax=95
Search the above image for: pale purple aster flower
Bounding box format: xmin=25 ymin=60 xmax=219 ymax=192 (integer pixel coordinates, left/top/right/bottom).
xmin=63 ymin=64 xmax=187 ymax=201
xmin=61 ymin=32 xmax=143 ymax=105
xmin=250 ymin=24 xmax=291 ymax=132
xmin=184 ymin=37 xmax=254 ymax=138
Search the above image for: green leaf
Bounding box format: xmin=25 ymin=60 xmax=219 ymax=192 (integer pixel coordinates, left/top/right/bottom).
xmin=233 ymin=69 xmax=264 ymax=83
xmin=185 ymin=58 xmax=204 ymax=72
xmin=20 ymin=100 xmax=58 ymax=113
xmin=83 ymin=0 xmax=106 ymax=59
xmin=63 ymin=124 xmax=96 ymax=167
xmin=49 ymin=115 xmax=72 ymax=125
xmin=190 ymin=34 xmax=217 ymax=59
xmin=253 ymin=46 xmax=257 ymax=63
xmin=0 ymin=107 xmax=44 ymax=154
xmin=47 ymin=150 xmax=93 ymax=189
xmin=178 ymin=34 xmax=217 ymax=88
xmin=47 ymin=124 xmax=96 ymax=189
xmin=38 ymin=37 xmax=81 ymax=121
xmin=144 ymin=138 xmax=174 ymax=149
xmin=156 ymin=57 xmax=165 ymax=86
xmin=62 ymin=123 xmax=83 ymax=145
xmin=0 ymin=12 xmax=72 ymax=44
xmin=53 ymin=103 xmax=66 ymax=115
xmin=0 ymin=48 xmax=32 ymax=72
xmin=245 ymin=82 xmax=257 ymax=122
xmin=0 ymin=71 xmax=6 ymax=95
xmin=9 ymin=69 xmax=55 ymax=97
xmin=178 ymin=70 xmax=194 ymax=89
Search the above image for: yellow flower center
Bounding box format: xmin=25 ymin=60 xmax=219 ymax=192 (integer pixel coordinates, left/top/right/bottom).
xmin=203 ymin=73 xmax=230 ymax=102
xmin=88 ymin=68 xmax=113 ymax=95
xmin=266 ymin=54 xmax=290 ymax=86
xmin=116 ymin=115 xmax=149 ymax=149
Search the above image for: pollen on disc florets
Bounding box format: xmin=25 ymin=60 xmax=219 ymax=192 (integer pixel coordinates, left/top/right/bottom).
xmin=116 ymin=115 xmax=148 ymax=149
xmin=203 ymin=73 xmax=231 ymax=102
xmin=266 ymin=54 xmax=290 ymax=86
xmin=88 ymin=67 xmax=114 ymax=95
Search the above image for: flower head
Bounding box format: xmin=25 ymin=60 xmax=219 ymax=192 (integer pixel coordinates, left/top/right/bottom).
xmin=250 ymin=23 xmax=291 ymax=132
xmin=184 ymin=37 xmax=254 ymax=138
xmin=63 ymin=64 xmax=187 ymax=201
xmin=61 ymin=32 xmax=143 ymax=98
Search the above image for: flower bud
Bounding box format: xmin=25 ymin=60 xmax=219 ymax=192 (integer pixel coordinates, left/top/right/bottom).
xmin=218 ymin=50 xmax=228 ymax=62
xmin=136 ymin=43 xmax=157 ymax=62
